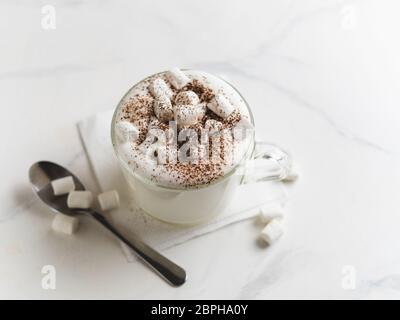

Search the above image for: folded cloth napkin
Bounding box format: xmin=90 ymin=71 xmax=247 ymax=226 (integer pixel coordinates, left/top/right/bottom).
xmin=78 ymin=110 xmax=287 ymax=261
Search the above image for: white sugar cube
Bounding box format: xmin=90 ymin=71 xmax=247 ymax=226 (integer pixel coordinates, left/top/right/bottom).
xmin=259 ymin=218 xmax=284 ymax=245
xmin=166 ymin=68 xmax=190 ymax=89
xmin=52 ymin=213 xmax=79 ymax=235
xmin=97 ymin=190 xmax=120 ymax=211
xmin=67 ymin=191 xmax=93 ymax=209
xmin=51 ymin=176 xmax=75 ymax=196
xmin=258 ymin=203 xmax=284 ymax=224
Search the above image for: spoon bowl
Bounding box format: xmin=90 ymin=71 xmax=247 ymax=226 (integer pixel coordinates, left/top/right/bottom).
xmin=29 ymin=161 xmax=85 ymax=216
xmin=28 ymin=160 xmax=186 ymax=286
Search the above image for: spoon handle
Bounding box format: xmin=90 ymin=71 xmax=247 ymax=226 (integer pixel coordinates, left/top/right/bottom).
xmin=88 ymin=209 xmax=186 ymax=286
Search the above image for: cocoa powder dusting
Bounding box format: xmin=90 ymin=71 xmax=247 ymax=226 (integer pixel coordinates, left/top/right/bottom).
xmin=120 ymin=95 xmax=154 ymax=143
xmin=184 ymin=79 xmax=215 ymax=103
xmin=116 ymin=71 xmax=248 ymax=188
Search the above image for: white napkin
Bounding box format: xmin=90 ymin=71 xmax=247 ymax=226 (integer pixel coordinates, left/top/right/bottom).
xmin=78 ymin=110 xmax=287 ymax=261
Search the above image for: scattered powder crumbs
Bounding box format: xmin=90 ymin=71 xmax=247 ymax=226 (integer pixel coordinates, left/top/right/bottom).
xmin=184 ymin=79 xmax=215 ymax=103
xmin=116 ymin=71 xmax=247 ymax=187
xmin=120 ymin=95 xmax=154 ymax=143
xmin=223 ymin=110 xmax=241 ymax=128
xmin=165 ymin=162 xmax=224 ymax=188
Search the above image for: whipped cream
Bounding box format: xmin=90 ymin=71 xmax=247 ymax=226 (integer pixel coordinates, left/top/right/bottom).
xmin=113 ymin=69 xmax=254 ymax=188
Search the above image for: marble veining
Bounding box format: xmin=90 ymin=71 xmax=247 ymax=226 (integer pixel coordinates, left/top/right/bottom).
xmin=1 ymin=0 xmax=399 ymax=299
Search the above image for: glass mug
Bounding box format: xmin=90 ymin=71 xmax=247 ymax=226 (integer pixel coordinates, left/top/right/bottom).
xmin=111 ymin=71 xmax=292 ymax=225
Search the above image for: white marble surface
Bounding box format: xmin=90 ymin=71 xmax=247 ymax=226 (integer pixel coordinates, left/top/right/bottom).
xmin=1 ymin=0 xmax=400 ymax=299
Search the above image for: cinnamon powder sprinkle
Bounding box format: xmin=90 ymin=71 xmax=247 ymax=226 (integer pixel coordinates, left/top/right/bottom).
xmin=117 ymin=72 xmax=247 ymax=187
xmin=165 ymin=162 xmax=224 ymax=188
xmin=184 ymin=79 xmax=215 ymax=103
xmin=120 ymin=95 xmax=154 ymax=143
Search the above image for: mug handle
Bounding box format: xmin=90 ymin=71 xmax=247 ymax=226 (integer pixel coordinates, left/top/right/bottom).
xmin=241 ymin=141 xmax=292 ymax=184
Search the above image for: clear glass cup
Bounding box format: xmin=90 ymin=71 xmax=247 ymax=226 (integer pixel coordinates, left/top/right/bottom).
xmin=111 ymin=70 xmax=291 ymax=225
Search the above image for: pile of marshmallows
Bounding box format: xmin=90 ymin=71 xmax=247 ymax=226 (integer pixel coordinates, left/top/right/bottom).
xmin=150 ymin=68 xmax=237 ymax=124
xmin=257 ymin=203 xmax=286 ymax=245
xmin=50 ymin=176 xmax=120 ymax=235
xmin=116 ymin=68 xmax=253 ymax=145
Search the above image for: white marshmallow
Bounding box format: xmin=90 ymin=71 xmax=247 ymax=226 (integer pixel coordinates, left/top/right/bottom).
xmin=233 ymin=116 xmax=254 ymax=140
xmin=166 ymin=68 xmax=190 ymax=89
xmin=52 ymin=213 xmax=79 ymax=235
xmin=259 ymin=218 xmax=284 ymax=245
xmin=175 ymin=90 xmax=200 ymax=106
xmin=97 ymin=190 xmax=120 ymax=211
xmin=148 ymin=78 xmax=173 ymax=99
xmin=153 ymin=95 xmax=174 ymax=122
xmin=51 ymin=176 xmax=75 ymax=196
xmin=115 ymin=121 xmax=139 ymax=143
xmin=258 ymin=203 xmax=284 ymax=224
xmin=67 ymin=191 xmax=93 ymax=209
xmin=283 ymin=165 xmax=299 ymax=182
xmin=204 ymin=119 xmax=223 ymax=136
xmin=207 ymin=94 xmax=235 ymax=118
xmin=174 ymin=104 xmax=205 ymax=127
